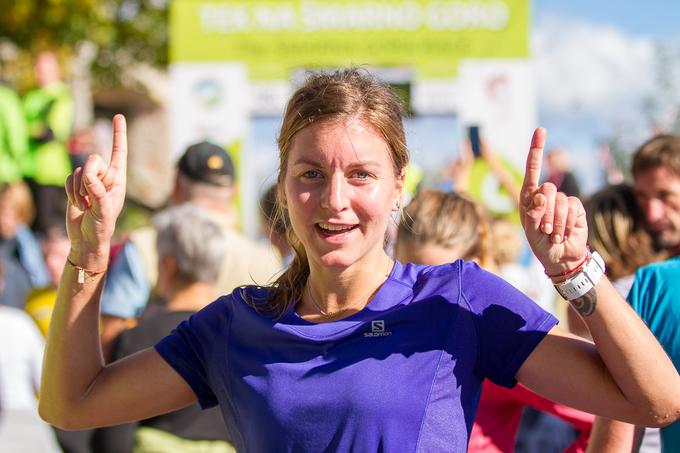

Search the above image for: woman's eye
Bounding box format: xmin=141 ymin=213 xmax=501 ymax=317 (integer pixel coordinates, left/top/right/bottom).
xmin=302 ymin=170 xmax=321 ymax=179
xmin=354 ymin=171 xmax=370 ymax=180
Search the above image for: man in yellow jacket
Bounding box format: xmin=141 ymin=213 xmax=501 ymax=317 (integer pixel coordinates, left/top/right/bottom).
xmin=0 ymin=83 xmax=28 ymax=185
xmin=23 ymin=51 xmax=74 ymax=234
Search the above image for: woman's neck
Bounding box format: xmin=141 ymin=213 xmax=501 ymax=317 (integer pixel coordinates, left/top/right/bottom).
xmin=302 ymin=251 xmax=393 ymax=321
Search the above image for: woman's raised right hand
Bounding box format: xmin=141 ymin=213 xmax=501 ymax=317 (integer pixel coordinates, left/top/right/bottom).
xmin=64 ymin=114 xmax=127 ymax=270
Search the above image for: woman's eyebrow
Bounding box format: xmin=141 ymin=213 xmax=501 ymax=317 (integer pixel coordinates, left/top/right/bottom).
xmin=290 ymin=157 xmax=321 ymax=167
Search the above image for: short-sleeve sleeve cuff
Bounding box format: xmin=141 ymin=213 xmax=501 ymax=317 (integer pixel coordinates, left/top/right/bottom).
xmin=494 ymin=313 xmax=558 ymax=388
xmin=155 ymin=333 xmax=218 ymax=409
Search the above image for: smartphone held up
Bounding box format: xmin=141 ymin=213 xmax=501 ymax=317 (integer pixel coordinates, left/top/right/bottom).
xmin=468 ymin=125 xmax=482 ymax=158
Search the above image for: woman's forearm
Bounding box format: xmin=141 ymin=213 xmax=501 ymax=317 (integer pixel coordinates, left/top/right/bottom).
xmin=586 ymin=417 xmax=637 ymax=453
xmin=39 ymin=255 xmax=108 ymax=425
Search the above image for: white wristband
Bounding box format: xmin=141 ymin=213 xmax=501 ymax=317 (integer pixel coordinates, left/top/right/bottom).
xmin=553 ymin=251 xmax=606 ymax=300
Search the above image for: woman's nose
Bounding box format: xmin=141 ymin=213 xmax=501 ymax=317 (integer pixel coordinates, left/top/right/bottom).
xmin=322 ymin=173 xmax=350 ymax=212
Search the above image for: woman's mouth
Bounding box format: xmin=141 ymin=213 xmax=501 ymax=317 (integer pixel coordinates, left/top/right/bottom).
xmin=315 ymin=223 xmax=359 ymax=238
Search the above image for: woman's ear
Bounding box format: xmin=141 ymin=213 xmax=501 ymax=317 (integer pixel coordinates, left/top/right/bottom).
xmin=392 ymin=168 xmax=406 ymax=211
xmin=392 ymin=198 xmax=402 ymax=212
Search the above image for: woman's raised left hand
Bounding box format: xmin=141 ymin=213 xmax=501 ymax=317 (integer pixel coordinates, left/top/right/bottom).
xmin=519 ymin=128 xmax=588 ymax=276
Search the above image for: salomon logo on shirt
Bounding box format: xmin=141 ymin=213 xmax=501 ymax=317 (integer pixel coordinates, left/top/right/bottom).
xmin=364 ymin=320 xmax=392 ymax=337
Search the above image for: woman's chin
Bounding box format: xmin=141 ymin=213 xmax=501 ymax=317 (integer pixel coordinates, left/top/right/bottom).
xmin=310 ymin=249 xmax=363 ymax=269
xmin=312 ymin=248 xmax=385 ymax=271
xmin=317 ymin=255 xmax=355 ymax=269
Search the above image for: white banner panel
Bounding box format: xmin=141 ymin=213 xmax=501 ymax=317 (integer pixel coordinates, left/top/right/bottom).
xmin=169 ymin=63 xmax=249 ymax=159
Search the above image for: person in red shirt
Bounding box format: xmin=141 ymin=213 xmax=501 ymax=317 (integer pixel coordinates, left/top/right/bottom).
xmin=470 ymin=381 xmax=592 ymax=453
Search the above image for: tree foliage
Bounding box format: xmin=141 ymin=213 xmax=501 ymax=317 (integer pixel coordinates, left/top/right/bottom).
xmin=0 ymin=0 xmax=168 ymax=90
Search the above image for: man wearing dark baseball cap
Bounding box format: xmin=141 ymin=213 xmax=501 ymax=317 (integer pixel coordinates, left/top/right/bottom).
xmin=177 ymin=141 xmax=235 ymax=187
xmin=98 ymin=141 xmax=282 ymax=360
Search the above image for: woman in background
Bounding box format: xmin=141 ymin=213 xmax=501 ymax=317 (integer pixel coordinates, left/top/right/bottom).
xmin=586 ymin=183 xmax=663 ymax=295
xmin=0 ymin=181 xmax=49 ymax=308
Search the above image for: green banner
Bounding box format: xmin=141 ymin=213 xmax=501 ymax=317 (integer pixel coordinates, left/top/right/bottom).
xmin=171 ymin=0 xmax=529 ymax=80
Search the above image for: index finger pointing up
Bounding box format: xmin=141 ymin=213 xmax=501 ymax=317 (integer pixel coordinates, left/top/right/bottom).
xmin=521 ymin=127 xmax=547 ymax=202
xmin=110 ymin=114 xmax=127 ymax=171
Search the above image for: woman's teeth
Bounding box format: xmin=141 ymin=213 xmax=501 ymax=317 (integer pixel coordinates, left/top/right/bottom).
xmin=318 ymin=223 xmax=355 ymax=232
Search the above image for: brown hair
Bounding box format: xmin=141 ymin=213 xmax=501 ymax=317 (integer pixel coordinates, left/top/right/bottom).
xmin=0 ymin=181 xmax=35 ymax=225
xmin=632 ymin=134 xmax=680 ymax=178
xmin=396 ymin=190 xmax=493 ymax=269
xmin=586 ymin=183 xmax=663 ymax=281
xmin=490 ymin=218 xmax=523 ymax=265
xmin=259 ymin=184 xmax=286 ymax=237
xmin=253 ymin=68 xmax=409 ymax=317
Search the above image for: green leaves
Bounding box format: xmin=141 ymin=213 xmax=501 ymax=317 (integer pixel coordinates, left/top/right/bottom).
xmin=1 ymin=0 xmax=168 ymax=89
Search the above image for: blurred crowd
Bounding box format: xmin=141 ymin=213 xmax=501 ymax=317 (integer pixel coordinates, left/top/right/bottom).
xmin=2 ymin=53 xmax=680 ymax=453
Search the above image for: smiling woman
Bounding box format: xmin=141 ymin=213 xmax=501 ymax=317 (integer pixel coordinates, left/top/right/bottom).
xmin=278 ymin=119 xmax=404 ymax=318
xmin=40 ymin=68 xmax=680 ymax=453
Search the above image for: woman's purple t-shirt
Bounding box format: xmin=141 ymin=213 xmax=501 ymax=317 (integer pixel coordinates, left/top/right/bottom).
xmin=155 ymin=260 xmax=557 ymax=452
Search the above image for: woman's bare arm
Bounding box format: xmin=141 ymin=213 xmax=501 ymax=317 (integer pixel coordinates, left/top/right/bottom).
xmin=516 ymin=128 xmax=680 ymax=428
xmin=517 ymin=283 xmax=680 ymax=426
xmin=585 ymin=416 xmax=641 ymax=453
xmin=40 ymin=260 xmax=196 ymax=429
xmin=39 ymin=115 xmax=196 ymax=429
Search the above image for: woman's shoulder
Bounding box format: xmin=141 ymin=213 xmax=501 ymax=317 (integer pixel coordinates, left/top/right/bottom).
xmin=214 ymin=285 xmax=279 ymax=317
xmin=396 ymin=259 xmax=488 ymax=287
xmin=181 ymin=286 xmax=275 ymax=333
xmin=398 ymin=260 xmax=534 ymax=316
xmin=395 ymin=259 xmax=490 ymax=302
xmin=230 ymin=284 xmax=273 ymax=299
xmin=205 ymin=285 xmax=274 ymax=312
